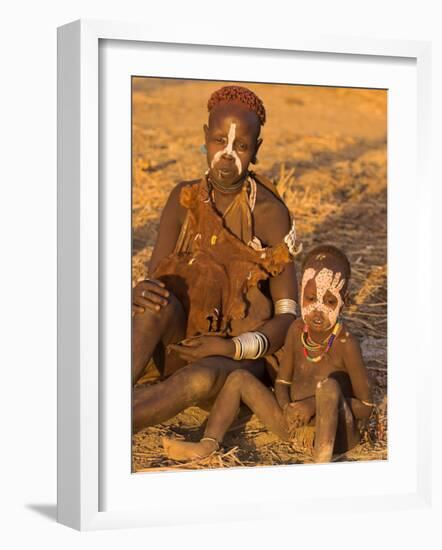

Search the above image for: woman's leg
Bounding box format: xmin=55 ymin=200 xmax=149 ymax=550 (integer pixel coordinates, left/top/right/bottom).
xmin=314 ymin=378 xmax=360 ymax=463
xmin=163 ymin=369 xmax=289 ymax=460
xmin=132 ymin=291 xmax=186 ymax=383
xmin=133 ymin=356 xmax=266 ymax=432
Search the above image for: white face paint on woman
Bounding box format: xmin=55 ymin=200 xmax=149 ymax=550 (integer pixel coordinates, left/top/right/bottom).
xmin=210 ymin=122 xmax=243 ymax=176
xmin=301 ymin=267 xmax=346 ymax=328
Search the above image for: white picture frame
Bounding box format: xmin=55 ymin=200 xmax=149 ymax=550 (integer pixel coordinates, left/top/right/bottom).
xmin=57 ymin=19 xmax=432 ymax=531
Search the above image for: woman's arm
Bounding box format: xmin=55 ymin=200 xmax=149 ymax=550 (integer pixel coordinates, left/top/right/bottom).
xmin=259 ymin=262 xmax=298 ymax=354
xmin=255 ymin=197 xmax=299 ymax=354
xmin=147 ymin=182 xmax=188 ymax=273
xmin=133 ymin=182 xmax=188 ymax=314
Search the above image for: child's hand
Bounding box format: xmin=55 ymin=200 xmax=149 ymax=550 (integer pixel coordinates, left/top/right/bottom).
xmin=284 ymin=399 xmax=315 ymax=431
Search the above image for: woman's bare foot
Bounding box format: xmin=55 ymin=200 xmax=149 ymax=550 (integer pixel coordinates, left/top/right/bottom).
xmin=162 ymin=437 xmax=218 ymax=461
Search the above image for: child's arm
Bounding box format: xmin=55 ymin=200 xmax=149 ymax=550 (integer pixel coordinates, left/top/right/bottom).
xmin=274 ymin=321 xmax=296 ymax=409
xmin=343 ymin=333 xmax=374 ymax=419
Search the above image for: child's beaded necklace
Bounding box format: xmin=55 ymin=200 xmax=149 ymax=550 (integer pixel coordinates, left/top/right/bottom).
xmin=301 ymin=321 xmax=341 ymax=363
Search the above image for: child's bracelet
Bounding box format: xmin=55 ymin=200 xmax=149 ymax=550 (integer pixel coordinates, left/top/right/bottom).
xmin=361 ymin=399 xmax=375 ymax=407
xmin=275 ymin=378 xmax=292 ymax=385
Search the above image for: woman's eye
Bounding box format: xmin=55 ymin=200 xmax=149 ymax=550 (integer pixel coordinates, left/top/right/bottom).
xmin=236 ymin=143 xmax=247 ymax=151
xmin=215 ymin=137 xmax=225 ymax=144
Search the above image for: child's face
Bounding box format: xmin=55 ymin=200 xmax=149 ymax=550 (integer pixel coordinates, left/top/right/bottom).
xmin=204 ymin=102 xmax=261 ymax=187
xmin=301 ymin=265 xmax=346 ymax=331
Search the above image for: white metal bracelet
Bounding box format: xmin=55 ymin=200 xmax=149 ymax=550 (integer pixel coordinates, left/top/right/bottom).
xmin=274 ymin=298 xmax=297 ymax=316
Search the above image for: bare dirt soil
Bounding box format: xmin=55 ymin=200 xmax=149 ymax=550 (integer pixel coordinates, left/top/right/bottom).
xmin=132 ymin=78 xmax=387 ymax=471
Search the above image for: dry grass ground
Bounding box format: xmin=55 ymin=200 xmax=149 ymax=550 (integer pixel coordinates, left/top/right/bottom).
xmin=131 ymin=78 xmax=387 ymax=471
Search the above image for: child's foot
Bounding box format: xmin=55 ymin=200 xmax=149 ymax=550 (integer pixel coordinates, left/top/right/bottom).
xmin=162 ymin=437 xmax=218 ymax=461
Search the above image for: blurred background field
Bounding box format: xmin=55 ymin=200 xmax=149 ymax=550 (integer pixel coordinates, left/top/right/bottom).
xmin=132 ymin=78 xmax=387 ymax=471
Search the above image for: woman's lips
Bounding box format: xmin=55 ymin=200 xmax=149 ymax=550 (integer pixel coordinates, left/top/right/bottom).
xmin=218 ymin=168 xmax=234 ymax=177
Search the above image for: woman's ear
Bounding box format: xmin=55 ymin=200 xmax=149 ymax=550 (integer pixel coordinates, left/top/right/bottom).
xmin=252 ymin=137 xmax=263 ymax=164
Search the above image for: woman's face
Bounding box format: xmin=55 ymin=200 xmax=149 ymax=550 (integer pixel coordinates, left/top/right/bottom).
xmin=204 ymin=102 xmax=262 ymax=188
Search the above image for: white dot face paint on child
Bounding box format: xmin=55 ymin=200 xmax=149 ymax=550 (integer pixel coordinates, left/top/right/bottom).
xmin=301 ymin=268 xmax=316 ymax=304
xmin=301 ymin=267 xmax=346 ymax=327
xmin=210 ymin=123 xmax=243 ymax=176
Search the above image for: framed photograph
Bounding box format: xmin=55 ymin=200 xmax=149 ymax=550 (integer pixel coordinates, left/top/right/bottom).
xmin=57 ymin=19 xmax=432 ymax=530
xmin=130 ymin=76 xmax=388 ymax=471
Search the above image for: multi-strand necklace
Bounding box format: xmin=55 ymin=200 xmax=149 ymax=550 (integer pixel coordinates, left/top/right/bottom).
xmin=206 ymin=170 xmax=246 ymax=194
xmin=301 ymin=321 xmax=341 ymax=363
xmin=206 ymin=171 xmax=257 ymax=214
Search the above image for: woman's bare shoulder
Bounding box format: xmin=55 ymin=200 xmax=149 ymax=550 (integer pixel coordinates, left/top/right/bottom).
xmin=163 ymin=179 xmax=202 ymax=218
xmin=168 ymin=179 xmax=201 ymax=200
xmin=255 ymin=184 xmax=291 ymax=244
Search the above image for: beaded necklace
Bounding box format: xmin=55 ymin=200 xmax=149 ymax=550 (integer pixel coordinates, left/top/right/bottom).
xmin=301 ymin=321 xmax=341 ymax=363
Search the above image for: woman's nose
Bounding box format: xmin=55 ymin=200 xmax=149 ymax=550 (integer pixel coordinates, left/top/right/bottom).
xmin=222 ymin=149 xmax=234 ymax=159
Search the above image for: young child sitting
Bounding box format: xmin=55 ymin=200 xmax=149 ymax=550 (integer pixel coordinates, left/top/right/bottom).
xmin=163 ymin=244 xmax=374 ymax=463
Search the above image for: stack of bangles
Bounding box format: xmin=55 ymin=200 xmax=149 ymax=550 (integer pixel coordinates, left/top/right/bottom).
xmin=274 ymin=298 xmax=297 ymax=316
xmin=232 ymin=331 xmax=270 ymax=361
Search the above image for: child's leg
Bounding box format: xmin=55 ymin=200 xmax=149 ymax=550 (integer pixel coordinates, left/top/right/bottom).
xmin=134 ymin=357 xmax=265 ymax=432
xmin=163 ymin=369 xmax=289 ymax=461
xmin=314 ymin=378 xmax=359 ymax=463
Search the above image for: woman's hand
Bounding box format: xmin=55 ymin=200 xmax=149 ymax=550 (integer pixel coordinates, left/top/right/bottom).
xmin=168 ymin=336 xmax=235 ymax=362
xmin=132 ymin=278 xmax=170 ymax=316
xmin=283 ymin=398 xmax=315 ymax=430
